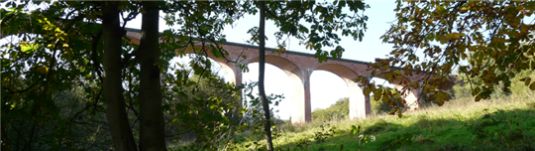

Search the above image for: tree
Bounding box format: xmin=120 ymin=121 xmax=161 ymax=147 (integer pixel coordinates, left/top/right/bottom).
xmin=255 ymin=2 xmax=274 ymax=150
xmin=102 ymin=2 xmax=138 ymax=150
xmin=248 ymin=1 xmax=369 ymax=150
xmin=1 ymin=1 xmax=119 ymax=150
xmin=2 ymin=1 xmax=250 ymax=150
xmin=365 ymin=1 xmax=534 ymax=112
xmin=138 ymin=1 xmax=166 ymax=150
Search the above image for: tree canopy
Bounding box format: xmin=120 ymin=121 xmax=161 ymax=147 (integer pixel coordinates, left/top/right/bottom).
xmin=360 ymin=1 xmax=534 ymax=115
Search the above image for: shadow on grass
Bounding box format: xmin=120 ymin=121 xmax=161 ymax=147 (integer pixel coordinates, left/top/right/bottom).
xmin=277 ymin=108 xmax=535 ymax=151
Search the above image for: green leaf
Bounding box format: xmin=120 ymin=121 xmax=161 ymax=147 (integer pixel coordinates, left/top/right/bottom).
xmin=20 ymin=42 xmax=39 ymax=53
xmin=211 ymin=46 xmax=223 ymax=58
xmin=350 ymin=125 xmax=359 ymax=135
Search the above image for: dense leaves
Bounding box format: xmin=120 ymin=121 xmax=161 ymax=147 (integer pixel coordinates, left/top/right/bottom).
xmin=248 ymin=1 xmax=368 ymax=62
xmin=362 ymin=1 xmax=535 ymax=115
xmin=1 ymin=1 xmax=247 ymax=150
xmin=1 ymin=2 xmax=111 ymax=150
xmin=163 ymin=69 xmax=242 ymax=150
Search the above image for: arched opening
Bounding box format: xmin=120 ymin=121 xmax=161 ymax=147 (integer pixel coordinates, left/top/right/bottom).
xmin=315 ymin=63 xmax=369 ymax=120
xmin=245 ymin=55 xmax=307 ymax=123
xmin=310 ymin=70 xmax=350 ymax=122
xmin=242 ymin=63 xmax=298 ymax=121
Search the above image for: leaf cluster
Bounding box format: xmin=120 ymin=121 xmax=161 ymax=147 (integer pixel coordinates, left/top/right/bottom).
xmin=249 ymin=1 xmax=368 ymax=62
xmin=364 ymin=1 xmax=535 ymax=115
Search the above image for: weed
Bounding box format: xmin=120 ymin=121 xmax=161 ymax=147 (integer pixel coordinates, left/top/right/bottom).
xmin=313 ymin=123 xmax=337 ymax=143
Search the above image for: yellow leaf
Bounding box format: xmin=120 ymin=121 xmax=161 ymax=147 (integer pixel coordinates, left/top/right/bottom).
xmin=35 ymin=65 xmax=48 ymax=74
xmin=459 ymin=7 xmax=469 ymax=13
xmin=446 ymin=33 xmax=463 ymax=40
xmin=10 ymin=103 xmax=16 ymax=110
xmin=20 ymin=42 xmax=39 ymax=53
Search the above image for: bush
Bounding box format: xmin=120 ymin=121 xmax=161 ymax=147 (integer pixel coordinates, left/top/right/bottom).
xmin=163 ymin=70 xmax=242 ymax=150
xmin=312 ymin=98 xmax=349 ymax=122
xmin=370 ymin=97 xmax=392 ymax=115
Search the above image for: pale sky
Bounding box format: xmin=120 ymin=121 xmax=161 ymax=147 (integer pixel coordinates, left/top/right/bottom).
xmin=129 ymin=0 xmax=397 ymax=120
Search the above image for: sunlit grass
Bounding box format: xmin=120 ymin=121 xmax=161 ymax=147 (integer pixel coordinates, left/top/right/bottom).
xmin=232 ymin=93 xmax=535 ymax=150
xmin=231 ymin=72 xmax=535 ymax=150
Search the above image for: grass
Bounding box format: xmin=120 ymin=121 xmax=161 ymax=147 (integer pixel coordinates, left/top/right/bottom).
xmin=233 ymin=93 xmax=535 ymax=150
xmin=230 ymin=72 xmax=535 ymax=150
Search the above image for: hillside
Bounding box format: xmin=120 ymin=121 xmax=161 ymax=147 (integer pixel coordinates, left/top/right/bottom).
xmin=234 ymin=73 xmax=535 ymax=150
xmin=234 ymin=97 xmax=535 ymax=150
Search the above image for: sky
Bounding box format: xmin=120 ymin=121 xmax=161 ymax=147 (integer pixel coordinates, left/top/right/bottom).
xmin=127 ymin=1 xmax=397 ymax=120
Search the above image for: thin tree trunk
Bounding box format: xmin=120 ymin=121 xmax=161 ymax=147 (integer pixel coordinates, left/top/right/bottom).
xmin=138 ymin=1 xmax=167 ymax=151
xmin=258 ymin=2 xmax=274 ymax=151
xmin=1 ymin=117 xmax=8 ymax=151
xmin=102 ymin=2 xmax=137 ymax=151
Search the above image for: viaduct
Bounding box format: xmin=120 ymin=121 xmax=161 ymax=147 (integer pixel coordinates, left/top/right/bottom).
xmin=126 ymin=29 xmax=424 ymax=124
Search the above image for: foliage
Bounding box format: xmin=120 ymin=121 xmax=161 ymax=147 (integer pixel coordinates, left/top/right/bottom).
xmin=160 ymin=1 xmax=253 ymax=73
xmin=454 ymin=71 xmax=535 ymax=103
xmin=1 ymin=1 xmax=251 ymax=150
xmin=1 ymin=1 xmax=243 ymax=149
xmin=1 ymin=84 xmax=112 ymax=150
xmin=267 ymin=122 xmax=339 ymax=151
xmin=362 ymin=1 xmax=535 ymax=115
xmin=311 ymin=97 xmax=392 ymax=123
xmin=240 ymin=82 xmax=284 ymax=139
xmin=222 ymin=82 xmax=286 ymax=151
xmin=248 ymin=1 xmax=368 ymax=61
xmin=1 ymin=2 xmax=113 ymax=150
xmin=350 ymin=125 xmax=376 ymax=144
xmin=359 ymin=82 xmax=409 ymax=116
xmin=312 ymin=123 xmax=337 ymax=143
xmin=370 ymin=97 xmax=393 ymax=115
xmin=162 ymin=67 xmax=242 ymax=150
xmin=312 ymin=98 xmax=349 ymax=122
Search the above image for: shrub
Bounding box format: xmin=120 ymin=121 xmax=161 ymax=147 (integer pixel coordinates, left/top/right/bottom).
xmin=312 ymin=98 xmax=349 ymax=122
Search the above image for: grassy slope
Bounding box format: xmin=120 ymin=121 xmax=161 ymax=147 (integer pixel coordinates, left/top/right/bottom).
xmin=234 ymin=72 xmax=535 ymax=150
xmin=279 ymin=97 xmax=535 ymax=151
xmin=236 ymin=95 xmax=535 ymax=150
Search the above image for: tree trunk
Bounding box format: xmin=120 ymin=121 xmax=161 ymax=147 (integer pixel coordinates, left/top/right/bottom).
xmin=1 ymin=113 xmax=8 ymax=151
xmin=257 ymin=2 xmax=274 ymax=151
xmin=102 ymin=2 xmax=138 ymax=151
xmin=138 ymin=1 xmax=167 ymax=151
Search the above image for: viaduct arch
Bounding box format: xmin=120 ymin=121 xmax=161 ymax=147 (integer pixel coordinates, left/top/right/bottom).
xmin=126 ymin=29 xmax=435 ymax=124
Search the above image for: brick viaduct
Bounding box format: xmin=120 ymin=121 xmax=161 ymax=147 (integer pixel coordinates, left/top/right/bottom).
xmin=126 ymin=29 xmax=424 ymax=124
